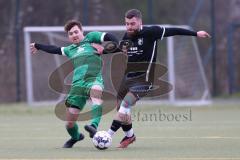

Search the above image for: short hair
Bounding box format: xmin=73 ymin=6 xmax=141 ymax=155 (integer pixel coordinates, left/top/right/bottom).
xmin=125 ymin=9 xmax=142 ymax=19
xmin=64 ymin=20 xmax=82 ymax=32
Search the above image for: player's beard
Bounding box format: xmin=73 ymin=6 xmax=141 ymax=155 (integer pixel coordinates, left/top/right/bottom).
xmin=127 ymin=29 xmax=139 ymax=37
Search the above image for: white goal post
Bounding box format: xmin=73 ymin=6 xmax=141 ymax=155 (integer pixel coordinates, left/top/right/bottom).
xmin=24 ymin=25 xmax=211 ymax=106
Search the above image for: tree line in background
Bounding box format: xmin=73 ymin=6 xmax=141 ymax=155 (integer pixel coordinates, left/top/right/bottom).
xmin=0 ymin=0 xmax=239 ymax=102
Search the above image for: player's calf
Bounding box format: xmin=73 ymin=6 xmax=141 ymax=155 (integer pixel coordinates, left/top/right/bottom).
xmin=116 ymin=112 xmax=131 ymax=124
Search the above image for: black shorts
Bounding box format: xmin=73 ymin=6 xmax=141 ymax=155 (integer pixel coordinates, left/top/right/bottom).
xmin=117 ymin=73 xmax=153 ymax=101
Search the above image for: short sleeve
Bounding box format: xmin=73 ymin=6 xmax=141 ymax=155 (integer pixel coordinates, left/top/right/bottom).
xmin=85 ymin=31 xmax=106 ymax=43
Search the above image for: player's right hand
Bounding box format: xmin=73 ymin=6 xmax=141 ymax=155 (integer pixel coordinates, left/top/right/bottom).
xmin=103 ymin=41 xmax=118 ymax=53
xmin=92 ymin=43 xmax=104 ymax=55
xmin=119 ymin=40 xmax=133 ymax=54
xmin=30 ymin=43 xmax=38 ymax=54
xmin=197 ymin=31 xmax=211 ymax=38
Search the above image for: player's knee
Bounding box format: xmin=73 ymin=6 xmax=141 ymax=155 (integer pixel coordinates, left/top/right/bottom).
xmin=91 ymin=98 xmax=103 ymax=105
xmin=91 ymin=84 xmax=103 ymax=90
xmin=118 ymin=105 xmax=131 ymax=115
xmin=90 ymin=85 xmax=103 ymax=98
xmin=120 ymin=94 xmax=136 ymax=108
xmin=90 ymin=85 xmax=103 ymax=105
xmin=65 ymin=108 xmax=80 ymax=128
xmin=66 ymin=121 xmax=75 ymax=128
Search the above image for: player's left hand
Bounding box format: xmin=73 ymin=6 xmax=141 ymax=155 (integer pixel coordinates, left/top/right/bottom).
xmin=30 ymin=43 xmax=38 ymax=54
xmin=197 ymin=31 xmax=211 ymax=38
xmin=92 ymin=43 xmax=104 ymax=55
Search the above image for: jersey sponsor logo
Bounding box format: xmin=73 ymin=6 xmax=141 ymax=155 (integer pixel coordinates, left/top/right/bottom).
xmin=128 ymin=47 xmax=143 ymax=55
xmin=77 ymin=47 xmax=84 ymax=53
xmin=130 ymin=47 xmax=138 ymax=51
xmin=138 ymin=38 xmax=143 ymax=45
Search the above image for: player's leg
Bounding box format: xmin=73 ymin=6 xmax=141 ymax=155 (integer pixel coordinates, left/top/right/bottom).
xmin=63 ymin=85 xmax=87 ymax=148
xmin=84 ymin=84 xmax=103 ymax=138
xmin=106 ymin=99 xmax=124 ymax=137
xmin=118 ymin=82 xmax=153 ymax=148
xmin=107 ymin=79 xmax=129 ymax=137
xmin=90 ymin=84 xmax=103 ymax=128
xmin=63 ymin=103 xmax=85 ymax=148
xmin=116 ymin=92 xmax=137 ymax=148
xmin=107 ymin=91 xmax=137 ymax=148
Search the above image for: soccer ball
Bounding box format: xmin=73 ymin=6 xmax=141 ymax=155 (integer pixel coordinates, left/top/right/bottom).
xmin=92 ymin=131 xmax=112 ymax=150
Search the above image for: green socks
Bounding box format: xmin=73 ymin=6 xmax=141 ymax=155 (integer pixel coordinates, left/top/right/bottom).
xmin=66 ymin=105 xmax=102 ymax=140
xmin=66 ymin=123 xmax=80 ymax=140
xmin=91 ymin=104 xmax=102 ymax=128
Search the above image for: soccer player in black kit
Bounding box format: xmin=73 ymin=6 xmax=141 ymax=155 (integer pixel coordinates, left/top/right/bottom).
xmin=88 ymin=9 xmax=211 ymax=148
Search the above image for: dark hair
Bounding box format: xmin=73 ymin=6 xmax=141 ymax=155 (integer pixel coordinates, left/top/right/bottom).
xmin=125 ymin=9 xmax=142 ymax=19
xmin=64 ymin=20 xmax=82 ymax=32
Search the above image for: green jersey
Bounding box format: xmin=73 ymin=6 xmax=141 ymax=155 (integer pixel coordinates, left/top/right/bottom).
xmin=62 ymin=31 xmax=106 ymax=108
xmin=62 ymin=31 xmax=105 ymax=83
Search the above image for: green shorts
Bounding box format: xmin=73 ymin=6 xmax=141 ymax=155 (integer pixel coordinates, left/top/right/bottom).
xmin=65 ymin=79 xmax=103 ymax=110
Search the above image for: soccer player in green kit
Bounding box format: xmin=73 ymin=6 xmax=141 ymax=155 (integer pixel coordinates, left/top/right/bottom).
xmin=30 ymin=20 xmax=119 ymax=148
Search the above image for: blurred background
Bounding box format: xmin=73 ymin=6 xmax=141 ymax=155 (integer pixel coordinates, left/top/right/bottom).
xmin=0 ymin=0 xmax=240 ymax=103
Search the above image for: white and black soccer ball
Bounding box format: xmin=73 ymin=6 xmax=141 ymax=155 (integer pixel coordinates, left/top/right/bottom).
xmin=92 ymin=131 xmax=112 ymax=150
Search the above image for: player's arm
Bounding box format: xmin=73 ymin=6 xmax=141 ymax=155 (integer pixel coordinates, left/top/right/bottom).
xmin=103 ymin=33 xmax=132 ymax=54
xmin=150 ymin=26 xmax=210 ymax=40
xmin=89 ymin=32 xmax=119 ymax=54
xmin=94 ymin=33 xmax=122 ymax=54
xmin=30 ymin=43 xmax=63 ymax=55
xmin=90 ymin=32 xmax=131 ymax=54
xmin=164 ymin=28 xmax=211 ymax=38
xmin=103 ymin=33 xmax=119 ymax=43
xmin=102 ymin=40 xmax=132 ymax=54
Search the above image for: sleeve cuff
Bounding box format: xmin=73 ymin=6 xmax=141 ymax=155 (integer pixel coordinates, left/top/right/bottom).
xmin=61 ymin=47 xmax=66 ymax=56
xmin=101 ymin=32 xmax=106 ymax=42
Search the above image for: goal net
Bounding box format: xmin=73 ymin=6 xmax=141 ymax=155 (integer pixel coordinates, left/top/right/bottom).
xmin=23 ymin=25 xmax=211 ymax=106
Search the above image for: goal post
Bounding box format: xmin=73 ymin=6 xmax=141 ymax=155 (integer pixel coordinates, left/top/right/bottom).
xmin=164 ymin=36 xmax=211 ymax=106
xmin=23 ymin=25 xmax=211 ymax=106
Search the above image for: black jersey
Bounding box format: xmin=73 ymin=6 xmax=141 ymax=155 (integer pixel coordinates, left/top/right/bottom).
xmin=122 ymin=26 xmax=165 ymax=79
xmin=121 ymin=26 xmax=197 ymax=79
xmin=123 ymin=26 xmax=165 ymax=63
xmin=122 ymin=25 xmax=197 ymax=78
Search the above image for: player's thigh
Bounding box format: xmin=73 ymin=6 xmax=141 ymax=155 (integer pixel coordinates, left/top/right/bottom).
xmin=66 ymin=83 xmax=88 ymax=110
xmin=66 ymin=95 xmax=87 ymax=110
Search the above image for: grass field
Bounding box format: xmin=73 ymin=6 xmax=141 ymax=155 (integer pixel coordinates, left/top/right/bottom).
xmin=0 ymin=102 xmax=240 ymax=160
